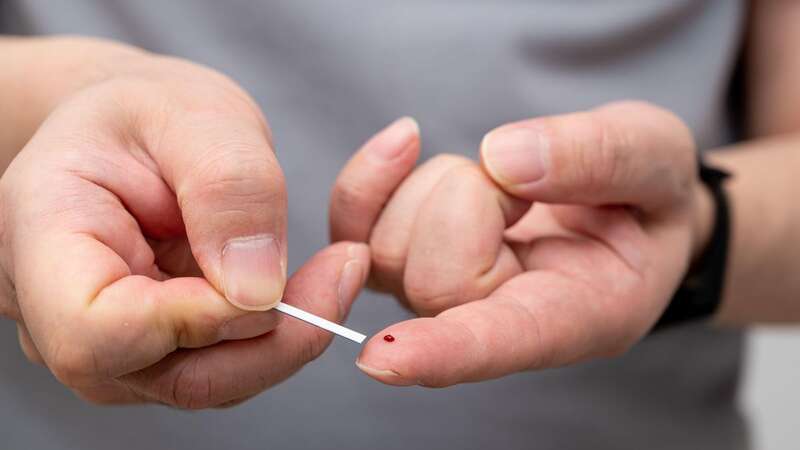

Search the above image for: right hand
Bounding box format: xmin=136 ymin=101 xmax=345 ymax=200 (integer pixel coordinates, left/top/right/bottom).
xmin=0 ymin=37 xmax=370 ymax=408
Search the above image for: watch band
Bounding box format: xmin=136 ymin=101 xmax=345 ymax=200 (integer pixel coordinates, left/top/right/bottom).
xmin=652 ymin=157 xmax=731 ymax=331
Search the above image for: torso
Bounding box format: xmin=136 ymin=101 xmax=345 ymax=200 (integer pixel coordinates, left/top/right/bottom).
xmin=0 ymin=1 xmax=748 ymax=449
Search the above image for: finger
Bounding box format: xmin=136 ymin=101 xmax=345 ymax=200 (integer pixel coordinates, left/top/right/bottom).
xmin=368 ymin=154 xmax=473 ymax=293
xmin=30 ymin=250 xmax=278 ymax=389
xmin=0 ymin=256 xmax=19 ymax=321
xmin=17 ymin=323 xmax=44 ymax=366
xmin=357 ymin=241 xmax=649 ymax=387
xmin=14 ymin=82 xmax=283 ymax=311
xmin=5 ymin=156 xmax=282 ymax=389
xmin=330 ymin=117 xmax=420 ymax=242
xmin=139 ymin=87 xmax=287 ymax=311
xmin=74 ymin=380 xmax=145 ymax=406
xmin=403 ymin=164 xmax=528 ymax=316
xmin=480 ymin=101 xmax=697 ymax=212
xmin=149 ymin=237 xmax=203 ymax=278
xmin=122 ymin=241 xmax=370 ymax=409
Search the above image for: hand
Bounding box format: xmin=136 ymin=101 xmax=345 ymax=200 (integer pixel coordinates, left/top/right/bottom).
xmin=0 ymin=39 xmax=370 ymax=407
xmin=330 ymin=102 xmax=708 ymax=387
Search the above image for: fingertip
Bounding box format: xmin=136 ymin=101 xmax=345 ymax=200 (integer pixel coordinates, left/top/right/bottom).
xmin=364 ymin=116 xmax=421 ymax=162
xmin=330 ymin=118 xmax=420 ymax=243
xmin=355 ymin=359 xmax=414 ymax=386
xmin=356 ymin=322 xmax=419 ymax=386
xmin=479 ymin=129 xmax=504 ymax=184
xmin=397 ymin=116 xmax=420 ymax=137
xmin=479 ymin=127 xmax=548 ymax=189
xmin=221 ymin=234 xmax=286 ymax=311
xmin=225 ymin=296 xmax=282 ymax=312
xmin=355 ymin=317 xmax=474 ymax=388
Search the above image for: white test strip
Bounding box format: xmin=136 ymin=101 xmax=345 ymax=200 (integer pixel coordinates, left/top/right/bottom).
xmin=274 ymin=302 xmax=367 ymax=344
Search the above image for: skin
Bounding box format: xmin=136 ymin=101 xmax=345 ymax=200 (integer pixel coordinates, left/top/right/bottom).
xmin=330 ymin=0 xmax=800 ymax=387
xmin=1 ymin=0 xmax=798 ymax=406
xmin=0 ymin=37 xmax=370 ymax=407
xmin=332 ymin=105 xmax=701 ymax=386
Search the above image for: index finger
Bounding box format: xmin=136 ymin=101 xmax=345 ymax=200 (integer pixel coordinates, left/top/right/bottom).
xmin=356 ymin=253 xmax=648 ymax=388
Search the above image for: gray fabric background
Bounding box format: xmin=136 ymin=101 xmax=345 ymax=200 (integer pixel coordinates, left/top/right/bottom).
xmin=0 ymin=1 xmax=748 ymax=449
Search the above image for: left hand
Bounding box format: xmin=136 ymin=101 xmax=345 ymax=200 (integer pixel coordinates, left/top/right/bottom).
xmin=330 ymin=101 xmax=711 ymax=387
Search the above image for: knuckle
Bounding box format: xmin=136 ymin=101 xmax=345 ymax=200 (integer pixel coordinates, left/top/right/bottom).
xmin=553 ymin=114 xmax=623 ymax=194
xmin=78 ymin=75 xmax=171 ymax=120
xmin=90 ymin=53 xmax=262 ymax=124
xmin=151 ymin=55 xmax=265 ymax=119
xmin=584 ymin=116 xmax=622 ymax=190
xmin=412 ymin=296 xmax=458 ymax=317
xmin=403 ymin=276 xmax=461 ymax=316
xmin=84 ymin=75 xmax=160 ymax=99
xmin=183 ymin=149 xmax=285 ymax=211
xmin=600 ymin=101 xmax=697 ymax=197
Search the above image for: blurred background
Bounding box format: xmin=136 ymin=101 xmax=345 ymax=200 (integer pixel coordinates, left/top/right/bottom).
xmin=3 ymin=2 xmax=799 ymax=449
xmin=743 ymin=329 xmax=800 ymax=450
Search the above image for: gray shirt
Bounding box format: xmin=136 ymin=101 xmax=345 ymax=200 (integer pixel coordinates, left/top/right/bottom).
xmin=0 ymin=1 xmax=748 ymax=449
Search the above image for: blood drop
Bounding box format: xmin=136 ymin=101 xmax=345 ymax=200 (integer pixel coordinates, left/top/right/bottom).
xmin=383 ymin=334 xmax=395 ymax=342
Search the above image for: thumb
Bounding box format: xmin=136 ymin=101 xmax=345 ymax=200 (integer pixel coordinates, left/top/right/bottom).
xmin=479 ymin=101 xmax=696 ymax=212
xmin=149 ymin=103 xmax=287 ymax=311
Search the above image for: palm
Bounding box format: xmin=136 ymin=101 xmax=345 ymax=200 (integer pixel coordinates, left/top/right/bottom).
xmin=507 ymin=203 xmax=643 ymax=301
xmin=499 ymin=203 xmax=658 ymax=363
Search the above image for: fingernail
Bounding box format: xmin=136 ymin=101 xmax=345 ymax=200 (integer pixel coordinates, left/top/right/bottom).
xmin=355 ymin=359 xmax=415 ymax=386
xmin=337 ymin=244 xmax=369 ymax=313
xmin=219 ymin=311 xmax=282 ymax=341
xmin=481 ymin=127 xmax=548 ymax=185
xmin=221 ymin=235 xmax=285 ymax=310
xmin=369 ymin=117 xmax=420 ymax=161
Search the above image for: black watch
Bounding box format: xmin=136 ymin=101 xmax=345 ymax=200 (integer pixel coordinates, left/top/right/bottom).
xmin=652 ymin=157 xmax=731 ymax=331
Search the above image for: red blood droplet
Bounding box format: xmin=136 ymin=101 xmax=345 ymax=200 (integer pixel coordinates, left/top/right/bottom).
xmin=383 ymin=334 xmax=395 ymax=342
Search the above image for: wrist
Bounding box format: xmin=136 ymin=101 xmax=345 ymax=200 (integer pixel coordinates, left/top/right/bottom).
xmin=653 ymin=157 xmax=731 ymax=331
